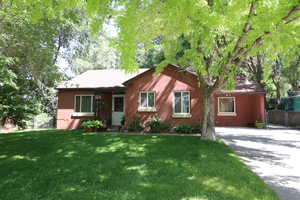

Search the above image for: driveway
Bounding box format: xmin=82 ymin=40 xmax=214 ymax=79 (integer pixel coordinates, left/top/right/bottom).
xmin=216 ymin=126 xmax=300 ymax=200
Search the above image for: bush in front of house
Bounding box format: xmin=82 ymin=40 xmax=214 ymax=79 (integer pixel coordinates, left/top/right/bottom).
xmin=127 ymin=116 xmax=144 ymax=132
xmin=81 ymin=120 xmax=103 ymax=132
xmin=145 ymin=117 xmax=173 ymax=133
xmin=174 ymin=123 xmax=202 ymax=134
xmin=174 ymin=124 xmax=193 ymax=134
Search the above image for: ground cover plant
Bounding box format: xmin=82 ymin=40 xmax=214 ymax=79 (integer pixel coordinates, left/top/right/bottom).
xmin=0 ymin=130 xmax=279 ymax=200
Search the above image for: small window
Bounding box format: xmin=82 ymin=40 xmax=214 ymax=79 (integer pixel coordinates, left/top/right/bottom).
xmin=75 ymin=95 xmax=95 ymax=113
xmin=139 ymin=91 xmax=155 ymax=108
xmin=174 ymin=91 xmax=190 ymax=114
xmin=218 ymin=97 xmax=236 ymax=116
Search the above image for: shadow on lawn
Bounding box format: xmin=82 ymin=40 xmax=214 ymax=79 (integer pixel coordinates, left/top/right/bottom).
xmin=0 ymin=130 xmax=278 ymax=200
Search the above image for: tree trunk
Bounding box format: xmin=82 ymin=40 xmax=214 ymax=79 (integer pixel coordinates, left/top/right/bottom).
xmin=201 ymin=87 xmax=216 ymax=141
xmin=275 ymin=82 xmax=281 ymax=108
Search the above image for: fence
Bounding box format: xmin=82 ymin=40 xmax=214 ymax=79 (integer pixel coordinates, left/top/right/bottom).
xmin=268 ymin=110 xmax=300 ymax=127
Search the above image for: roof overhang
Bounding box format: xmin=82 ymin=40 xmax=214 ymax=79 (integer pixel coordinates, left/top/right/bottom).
xmin=56 ymin=86 xmax=126 ymax=92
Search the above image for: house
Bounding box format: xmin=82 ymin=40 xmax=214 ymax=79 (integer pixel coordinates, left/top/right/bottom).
xmin=56 ymin=65 xmax=265 ymax=129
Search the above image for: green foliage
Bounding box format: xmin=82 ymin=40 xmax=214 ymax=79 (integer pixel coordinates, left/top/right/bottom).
xmin=145 ymin=117 xmax=172 ymax=133
xmin=127 ymin=116 xmax=144 ymax=132
xmin=4 ymin=0 xmax=300 ymax=138
xmin=120 ymin=115 xmax=125 ymax=126
xmin=0 ymin=1 xmax=82 ymax=127
xmin=175 ymin=124 xmax=193 ymax=134
xmin=69 ymin=35 xmax=120 ymax=75
xmin=255 ymin=121 xmax=265 ymax=129
xmin=282 ymin=49 xmax=300 ymax=91
xmin=81 ymin=120 xmax=103 ymax=129
xmin=175 ymin=124 xmax=202 ymax=134
xmin=137 ymin=45 xmax=165 ymax=68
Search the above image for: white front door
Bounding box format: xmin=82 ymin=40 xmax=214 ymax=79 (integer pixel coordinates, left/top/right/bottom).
xmin=112 ymin=95 xmax=125 ymax=126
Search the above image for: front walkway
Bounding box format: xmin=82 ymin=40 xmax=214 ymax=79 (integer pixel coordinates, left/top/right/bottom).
xmin=216 ymin=126 xmax=300 ymax=200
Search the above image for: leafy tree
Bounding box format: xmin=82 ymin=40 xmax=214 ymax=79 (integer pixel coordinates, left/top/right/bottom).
xmin=242 ymin=55 xmax=266 ymax=89
xmin=282 ymin=50 xmax=300 ymax=95
xmin=0 ymin=1 xmax=81 ymax=127
xmin=69 ymin=37 xmax=120 ymax=75
xmin=7 ymin=1 xmax=300 ymax=139
xmin=85 ymin=0 xmax=300 ymax=140
xmin=137 ymin=45 xmax=165 ymax=68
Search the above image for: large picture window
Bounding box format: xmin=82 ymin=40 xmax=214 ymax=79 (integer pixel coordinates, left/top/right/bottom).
xmin=218 ymin=97 xmax=236 ymax=116
xmin=139 ymin=91 xmax=155 ymax=110
xmin=75 ymin=95 xmax=95 ymax=113
xmin=174 ymin=91 xmax=190 ymax=114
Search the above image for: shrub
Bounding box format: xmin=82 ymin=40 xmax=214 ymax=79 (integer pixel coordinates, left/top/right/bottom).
xmin=174 ymin=123 xmax=202 ymax=134
xmin=81 ymin=120 xmax=103 ymax=129
xmin=174 ymin=124 xmax=193 ymax=134
xmin=127 ymin=116 xmax=144 ymax=132
xmin=191 ymin=123 xmax=202 ymax=134
xmin=146 ymin=117 xmax=172 ymax=133
xmin=120 ymin=115 xmax=125 ymax=126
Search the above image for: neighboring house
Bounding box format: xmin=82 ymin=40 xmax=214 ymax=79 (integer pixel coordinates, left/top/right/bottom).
xmin=56 ymin=65 xmax=265 ymax=129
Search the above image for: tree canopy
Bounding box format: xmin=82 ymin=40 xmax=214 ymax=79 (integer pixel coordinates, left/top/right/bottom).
xmin=0 ymin=0 xmax=81 ymax=127
xmin=2 ymin=0 xmax=300 ymax=138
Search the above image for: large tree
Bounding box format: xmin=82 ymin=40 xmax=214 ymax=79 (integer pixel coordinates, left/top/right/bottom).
xmin=0 ymin=1 xmax=81 ymax=127
xmin=91 ymin=0 xmax=300 ymax=140
xmin=8 ymin=0 xmax=300 ymax=139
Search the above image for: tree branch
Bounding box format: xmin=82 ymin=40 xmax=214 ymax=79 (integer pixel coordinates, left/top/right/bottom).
xmin=284 ymin=15 xmax=300 ymax=24
xmin=233 ymin=0 xmax=258 ymax=55
xmin=283 ymin=6 xmax=300 ymax=24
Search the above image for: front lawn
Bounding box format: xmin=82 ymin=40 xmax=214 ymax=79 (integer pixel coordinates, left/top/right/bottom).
xmin=0 ymin=130 xmax=278 ymax=200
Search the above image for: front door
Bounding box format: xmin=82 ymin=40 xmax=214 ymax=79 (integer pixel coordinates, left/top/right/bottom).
xmin=112 ymin=95 xmax=125 ymax=126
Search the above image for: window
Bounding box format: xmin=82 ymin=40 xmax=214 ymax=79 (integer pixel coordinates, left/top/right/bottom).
xmin=139 ymin=91 xmax=156 ymax=111
xmin=218 ymin=97 xmax=236 ymax=116
xmin=173 ymin=91 xmax=190 ymax=115
xmin=75 ymin=95 xmax=95 ymax=113
xmin=113 ymin=96 xmax=124 ymax=112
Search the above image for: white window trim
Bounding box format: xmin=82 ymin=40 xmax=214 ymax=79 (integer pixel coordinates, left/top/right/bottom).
xmin=217 ymin=97 xmax=237 ymax=116
xmin=173 ymin=91 xmax=191 ymax=117
xmin=138 ymin=91 xmax=156 ymax=112
xmin=73 ymin=95 xmax=95 ymax=116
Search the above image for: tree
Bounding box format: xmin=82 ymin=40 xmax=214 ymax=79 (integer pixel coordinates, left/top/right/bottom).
xmin=7 ymin=1 xmax=300 ymax=139
xmin=137 ymin=44 xmax=165 ymax=68
xmin=242 ymin=55 xmax=266 ymax=89
xmin=0 ymin=1 xmax=81 ymax=127
xmin=86 ymin=0 xmax=300 ymax=140
xmin=282 ymin=49 xmax=300 ymax=95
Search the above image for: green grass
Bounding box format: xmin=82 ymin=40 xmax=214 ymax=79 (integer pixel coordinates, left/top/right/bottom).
xmin=0 ymin=130 xmax=278 ymax=200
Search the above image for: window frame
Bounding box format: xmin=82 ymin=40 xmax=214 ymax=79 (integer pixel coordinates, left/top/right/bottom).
xmin=138 ymin=91 xmax=156 ymax=112
xmin=172 ymin=91 xmax=191 ymax=118
xmin=217 ymin=97 xmax=237 ymax=116
xmin=73 ymin=95 xmax=95 ymax=116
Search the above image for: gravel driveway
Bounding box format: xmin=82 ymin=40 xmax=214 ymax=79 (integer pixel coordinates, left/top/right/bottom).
xmin=216 ymin=126 xmax=300 ymax=200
